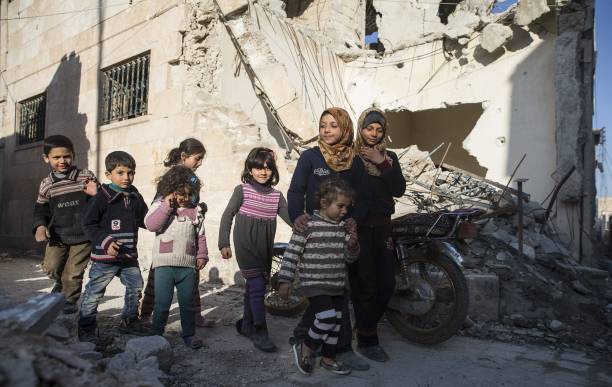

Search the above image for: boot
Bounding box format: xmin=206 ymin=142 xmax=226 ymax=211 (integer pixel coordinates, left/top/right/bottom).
xmin=251 ymin=324 xmax=277 ymax=352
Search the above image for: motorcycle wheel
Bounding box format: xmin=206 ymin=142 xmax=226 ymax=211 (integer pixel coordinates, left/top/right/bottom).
xmin=386 ymin=252 xmax=469 ymax=345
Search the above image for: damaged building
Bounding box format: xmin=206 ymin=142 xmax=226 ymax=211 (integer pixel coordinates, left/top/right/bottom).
xmin=0 ymin=0 xmax=598 ymax=281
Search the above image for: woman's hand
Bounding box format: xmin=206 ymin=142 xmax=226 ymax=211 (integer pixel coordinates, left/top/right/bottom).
xmin=220 ymin=247 xmax=232 ymax=260
xmin=279 ymin=283 xmax=291 ymax=300
xmin=293 ymin=214 xmax=310 ymax=233
xmin=359 ymin=146 xmax=385 ymax=164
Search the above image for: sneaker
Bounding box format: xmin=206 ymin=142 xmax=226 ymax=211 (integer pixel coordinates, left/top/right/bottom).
xmin=78 ymin=325 xmax=98 ymax=343
xmin=62 ymin=301 xmax=77 ymax=315
xmin=292 ymin=343 xmax=313 ymax=375
xmin=251 ymin=325 xmax=277 ymax=353
xmin=118 ymin=317 xmax=150 ymax=336
xmin=357 ymin=344 xmax=390 ymax=362
xmin=336 ymin=351 xmax=370 ymax=371
xmin=51 ymin=282 xmax=63 ymax=293
xmin=320 ymin=359 xmax=351 ymax=375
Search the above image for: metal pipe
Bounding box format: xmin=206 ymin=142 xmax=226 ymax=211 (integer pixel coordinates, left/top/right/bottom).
xmin=515 ymin=178 xmax=528 ymax=259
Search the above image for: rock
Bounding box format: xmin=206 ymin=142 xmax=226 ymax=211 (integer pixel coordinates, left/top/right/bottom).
xmin=480 ymin=23 xmax=513 ymax=52
xmin=509 ymin=242 xmax=536 ymax=261
xmin=480 ymin=221 xmax=499 ymax=236
xmin=137 ymin=356 xmax=160 ymax=371
xmin=487 ymin=228 xmax=517 ymax=245
xmin=107 ymin=351 xmax=137 ymax=371
xmin=510 ymin=314 xmax=533 ymax=328
xmin=553 ymin=259 xmax=578 ymax=280
xmin=514 ymin=0 xmax=551 ymax=26
xmin=445 ymin=10 xmax=480 ymax=39
xmin=533 ymin=233 xmax=569 ymax=255
xmin=0 ymin=358 xmax=38 ymax=387
xmin=548 ymin=320 xmax=564 ymax=332
xmin=125 ymin=336 xmax=173 ymax=373
xmin=486 ymin=263 xmax=513 ymax=280
xmin=575 ymin=265 xmax=609 ymax=287
xmin=593 ymin=338 xmax=607 ymax=349
xmin=465 ymin=273 xmax=499 ymax=321
xmin=66 ymin=341 xmax=96 ymax=352
xmin=80 ymin=351 xmax=103 ymax=361
xmin=571 ymin=280 xmax=592 ymax=296
xmin=43 ymin=348 xmax=92 ymax=371
xmin=496 ymin=251 xmax=511 ymax=262
xmin=44 ymin=323 xmax=71 ymax=341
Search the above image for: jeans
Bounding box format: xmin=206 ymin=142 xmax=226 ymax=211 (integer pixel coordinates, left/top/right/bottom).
xmin=43 ymin=242 xmax=91 ymax=303
xmin=79 ymin=261 xmax=143 ymax=327
xmin=152 ymin=266 xmax=196 ymax=338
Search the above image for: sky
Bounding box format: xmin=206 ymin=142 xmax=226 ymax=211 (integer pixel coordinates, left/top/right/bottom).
xmin=595 ymin=0 xmax=612 ymax=197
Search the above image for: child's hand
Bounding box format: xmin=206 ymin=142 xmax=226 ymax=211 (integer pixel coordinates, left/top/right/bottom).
xmin=83 ymin=178 xmax=98 ymax=196
xmin=196 ymin=258 xmax=208 ymax=270
xmin=163 ymin=193 xmax=177 ymax=208
xmin=344 ymin=218 xmax=357 ymax=239
xmin=220 ymin=247 xmax=232 ymax=260
xmin=107 ymin=240 xmax=122 ymax=256
xmin=34 ymin=225 xmax=49 ymax=242
xmin=279 ymin=283 xmax=291 ymax=300
xmin=293 ymin=214 xmax=310 ymax=234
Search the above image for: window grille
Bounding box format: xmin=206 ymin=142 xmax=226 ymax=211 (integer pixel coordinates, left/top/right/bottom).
xmin=17 ymin=93 xmax=46 ymax=145
xmin=101 ymin=52 xmax=150 ymax=125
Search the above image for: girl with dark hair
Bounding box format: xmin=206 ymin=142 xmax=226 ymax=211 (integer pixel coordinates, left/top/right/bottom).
xmin=350 ymin=108 xmax=406 ymax=361
xmin=140 ymin=138 xmax=214 ymax=328
xmin=286 ymin=107 xmax=370 ymax=371
xmin=218 ymin=147 xmax=291 ymax=352
xmin=144 ymin=165 xmax=208 ymax=349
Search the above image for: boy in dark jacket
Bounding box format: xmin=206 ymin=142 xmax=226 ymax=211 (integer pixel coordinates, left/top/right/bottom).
xmin=78 ymin=151 xmax=148 ymax=341
xmin=33 ymin=135 xmax=98 ymax=314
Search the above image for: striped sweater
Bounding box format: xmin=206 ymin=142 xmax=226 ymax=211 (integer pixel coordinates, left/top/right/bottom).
xmin=82 ymin=184 xmax=148 ymax=264
xmin=278 ymin=212 xmax=360 ymax=297
xmin=145 ymin=200 xmax=208 ymax=269
xmin=33 ymin=167 xmax=96 ymax=245
xmin=238 ymin=183 xmax=281 ymax=219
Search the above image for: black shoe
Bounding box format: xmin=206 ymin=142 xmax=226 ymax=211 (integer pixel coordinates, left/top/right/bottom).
xmin=235 ymin=318 xmax=253 ymax=338
xmin=320 ymin=359 xmax=351 ymax=375
xmin=118 ymin=317 xmax=149 ymax=336
xmin=357 ymin=344 xmax=390 ymax=362
xmin=62 ymin=301 xmax=77 ymax=314
xmin=251 ymin=324 xmax=277 ymax=352
xmin=78 ymin=325 xmax=98 ymax=343
xmin=51 ymin=281 xmax=63 ymax=293
xmin=292 ymin=343 xmax=313 ymax=375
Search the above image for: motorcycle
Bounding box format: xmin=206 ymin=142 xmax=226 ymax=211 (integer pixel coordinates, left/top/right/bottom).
xmin=264 ymin=208 xmax=481 ymax=345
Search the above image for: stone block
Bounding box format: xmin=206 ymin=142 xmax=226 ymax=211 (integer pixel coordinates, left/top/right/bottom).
xmin=515 ymin=0 xmax=551 ymax=26
xmin=480 ymin=23 xmax=513 ymax=52
xmin=0 ymin=293 xmax=64 ymax=334
xmin=107 ymin=351 xmax=137 ymax=371
xmin=125 ymin=335 xmax=173 ymax=373
xmin=466 ymin=273 xmax=499 ymax=321
xmin=0 ymin=358 xmax=38 ymax=387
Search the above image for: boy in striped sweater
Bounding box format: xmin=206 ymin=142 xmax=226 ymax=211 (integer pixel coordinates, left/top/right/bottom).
xmin=78 ymin=151 xmax=148 ymax=341
xmin=33 ymin=135 xmax=98 ymax=314
xmin=279 ymin=178 xmax=359 ymax=376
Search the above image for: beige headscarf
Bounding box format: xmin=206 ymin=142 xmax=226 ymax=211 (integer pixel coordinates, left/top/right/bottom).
xmin=356 ymin=107 xmax=389 ymax=176
xmin=318 ymin=107 xmax=356 ymax=172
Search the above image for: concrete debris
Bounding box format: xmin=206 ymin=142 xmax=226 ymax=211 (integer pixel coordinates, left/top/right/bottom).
xmin=125 ymin=335 xmax=173 ymax=373
xmin=514 ymin=0 xmax=551 ymax=26
xmin=480 ymin=23 xmax=513 ymax=52
xmin=444 ymin=10 xmax=481 ymax=39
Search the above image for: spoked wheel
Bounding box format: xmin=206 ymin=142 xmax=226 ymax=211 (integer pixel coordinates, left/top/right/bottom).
xmin=264 ymin=243 xmax=308 ymax=317
xmin=386 ymin=253 xmax=468 ymax=344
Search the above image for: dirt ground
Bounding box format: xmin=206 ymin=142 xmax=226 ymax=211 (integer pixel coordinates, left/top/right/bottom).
xmin=1 ymin=250 xmax=612 ymax=387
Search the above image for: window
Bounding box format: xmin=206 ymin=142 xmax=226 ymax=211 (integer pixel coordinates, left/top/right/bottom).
xmin=100 ymin=51 xmax=150 ymax=125
xmin=17 ymin=93 xmax=46 ymax=145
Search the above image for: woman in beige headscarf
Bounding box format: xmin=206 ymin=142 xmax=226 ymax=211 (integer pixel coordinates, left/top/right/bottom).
xmin=349 ymin=107 xmax=406 ymax=362
xmin=286 ymin=107 xmax=371 ymax=372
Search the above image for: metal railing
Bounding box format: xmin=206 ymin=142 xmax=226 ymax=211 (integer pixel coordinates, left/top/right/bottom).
xmin=17 ymin=93 xmax=46 ymax=145
xmin=100 ymin=52 xmax=149 ymax=125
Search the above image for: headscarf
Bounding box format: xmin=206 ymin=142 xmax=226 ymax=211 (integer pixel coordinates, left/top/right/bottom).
xmin=318 ymin=107 xmax=356 ymax=172
xmin=356 ymin=107 xmax=389 ymax=176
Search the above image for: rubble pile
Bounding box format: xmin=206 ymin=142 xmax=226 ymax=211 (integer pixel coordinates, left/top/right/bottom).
xmin=395 ymin=145 xmax=612 ymax=353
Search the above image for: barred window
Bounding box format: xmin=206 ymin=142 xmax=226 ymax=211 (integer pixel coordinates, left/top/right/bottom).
xmin=17 ymin=93 xmax=46 ymax=145
xmin=101 ymin=52 xmax=150 ymax=125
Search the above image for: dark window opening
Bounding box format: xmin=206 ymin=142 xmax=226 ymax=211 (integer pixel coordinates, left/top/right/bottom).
xmin=366 ymin=0 xmax=384 ymax=53
xmin=438 ymin=0 xmax=461 ymax=24
xmin=17 ymin=93 xmax=46 ymax=145
xmin=100 ymin=51 xmax=150 ymax=125
xmin=283 ymin=0 xmax=314 ymax=18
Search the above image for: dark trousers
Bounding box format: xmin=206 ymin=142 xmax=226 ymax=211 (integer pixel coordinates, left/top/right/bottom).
xmin=294 ymin=292 xmax=353 ymax=353
xmin=348 ymin=224 xmax=396 ymax=347
xmin=242 ymin=274 xmax=267 ymax=329
xmin=140 ymin=265 xmax=201 ymax=318
xmin=303 ymin=295 xmax=343 ymax=359
xmin=151 ymin=266 xmax=196 ymax=338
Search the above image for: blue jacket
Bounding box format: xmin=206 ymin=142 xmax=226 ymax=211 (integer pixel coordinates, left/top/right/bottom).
xmin=82 ymin=184 xmax=148 ymax=264
xmin=287 ymin=147 xmax=369 ymax=223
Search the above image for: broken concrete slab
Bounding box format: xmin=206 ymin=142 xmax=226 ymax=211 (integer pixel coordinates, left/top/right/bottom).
xmin=125 ymin=336 xmax=173 ymax=373
xmin=514 ymin=0 xmax=551 ymax=26
xmin=466 ymin=273 xmax=500 ymax=321
xmin=0 ymin=358 xmax=38 ymax=387
xmin=510 ymin=242 xmax=536 ymax=261
xmin=445 ymin=10 xmax=481 ymax=39
xmin=43 ymin=348 xmax=92 ymax=371
xmin=0 ymin=293 xmax=64 ymax=334
xmin=570 ymin=280 xmax=592 ymax=296
xmin=480 ymin=23 xmax=513 ymax=52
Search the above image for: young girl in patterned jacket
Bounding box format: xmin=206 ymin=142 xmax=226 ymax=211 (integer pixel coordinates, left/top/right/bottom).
xmin=218 ymin=147 xmax=292 ymax=352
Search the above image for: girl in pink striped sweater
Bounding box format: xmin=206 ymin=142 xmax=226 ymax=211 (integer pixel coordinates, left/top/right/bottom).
xmin=218 ymin=147 xmax=292 ymax=352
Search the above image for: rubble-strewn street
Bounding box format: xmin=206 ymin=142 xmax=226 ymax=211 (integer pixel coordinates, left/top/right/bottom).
xmin=1 ymin=251 xmax=611 ymax=387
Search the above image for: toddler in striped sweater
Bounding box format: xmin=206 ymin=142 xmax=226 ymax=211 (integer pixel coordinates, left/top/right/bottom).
xmin=218 ymin=147 xmax=292 ymax=352
xmin=279 ymin=178 xmax=360 ymax=376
